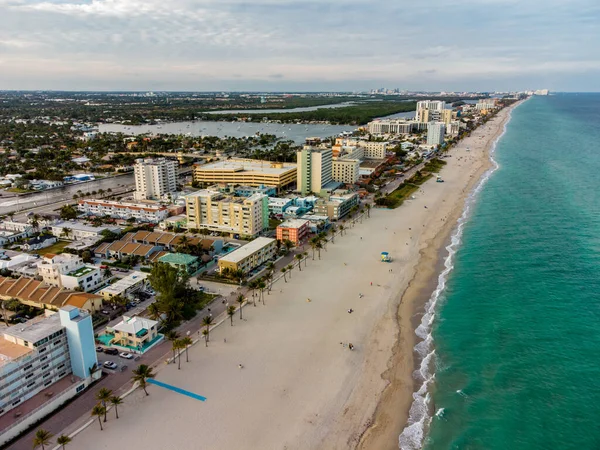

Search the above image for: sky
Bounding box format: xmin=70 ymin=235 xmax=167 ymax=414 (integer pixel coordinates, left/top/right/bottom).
xmin=1 ymin=0 xmax=600 ymax=92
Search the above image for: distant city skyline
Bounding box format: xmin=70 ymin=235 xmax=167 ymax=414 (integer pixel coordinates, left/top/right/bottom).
xmin=1 ymin=0 xmax=599 ymax=92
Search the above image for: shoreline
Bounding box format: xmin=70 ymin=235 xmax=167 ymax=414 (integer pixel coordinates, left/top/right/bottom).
xmin=356 ymin=104 xmax=518 ymax=450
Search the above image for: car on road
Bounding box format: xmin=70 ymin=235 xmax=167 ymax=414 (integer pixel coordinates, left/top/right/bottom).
xmin=119 ymin=352 xmax=133 ymax=359
xmin=104 ymin=348 xmax=119 ymax=355
xmin=96 ymin=346 xmax=103 ymax=353
xmin=103 ymin=361 xmax=118 ymax=370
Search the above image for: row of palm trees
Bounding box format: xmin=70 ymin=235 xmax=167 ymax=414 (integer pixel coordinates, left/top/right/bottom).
xmin=164 ymin=331 xmax=194 ymax=369
xmin=72 ymin=188 xmax=113 ymax=201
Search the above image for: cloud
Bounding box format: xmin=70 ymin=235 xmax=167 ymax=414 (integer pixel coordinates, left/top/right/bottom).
xmin=0 ymin=0 xmax=599 ymax=91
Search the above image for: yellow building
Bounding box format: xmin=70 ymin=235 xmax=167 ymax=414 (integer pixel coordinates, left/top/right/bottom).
xmin=185 ymin=190 xmax=269 ymax=237
xmin=193 ymin=159 xmax=296 ymax=192
xmin=332 ymin=158 xmax=360 ymax=184
xmin=218 ymin=237 xmax=277 ymax=274
xmin=109 ymin=315 xmax=160 ymax=352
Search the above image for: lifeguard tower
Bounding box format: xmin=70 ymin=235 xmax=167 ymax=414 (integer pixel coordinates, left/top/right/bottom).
xmin=381 ymin=252 xmax=392 ymax=263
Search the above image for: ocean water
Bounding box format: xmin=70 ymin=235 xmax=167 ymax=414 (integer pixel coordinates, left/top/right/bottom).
xmin=400 ymin=93 xmax=600 ymax=449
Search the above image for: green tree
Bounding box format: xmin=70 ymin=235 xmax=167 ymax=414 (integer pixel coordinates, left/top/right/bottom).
xmin=287 ymin=264 xmax=293 ymax=278
xmin=60 ymin=227 xmax=72 ymax=239
xmin=202 ymin=315 xmax=214 ymax=342
xmin=236 ymin=294 xmax=245 ymax=319
xmin=131 ymin=364 xmax=155 ymax=396
xmin=110 ymin=396 xmax=123 ymax=419
xmin=91 ymin=405 xmax=106 ymax=431
xmin=59 ymin=205 xmax=77 ymax=220
xmin=365 ymin=203 xmax=371 ymax=218
xmin=96 ymin=387 xmax=112 ymax=422
xmin=316 ymin=241 xmax=323 ymax=259
xmin=202 ymin=329 xmax=209 ymax=346
xmin=33 ymin=428 xmax=53 ymax=450
xmin=227 ymin=305 xmax=236 ymax=326
xmin=166 ymin=331 xmax=180 ymax=363
xmin=280 ymin=267 xmax=287 ymax=282
xmin=103 ymin=267 xmax=112 ymax=279
xmin=175 ymin=339 xmax=184 ymax=370
xmin=181 ymin=336 xmax=193 ymax=363
xmin=258 ymin=280 xmax=267 ymax=305
xmin=56 ymin=434 xmax=72 ymax=450
xmin=295 ymin=254 xmax=303 ymax=271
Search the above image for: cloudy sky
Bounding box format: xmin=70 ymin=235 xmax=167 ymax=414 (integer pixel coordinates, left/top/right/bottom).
xmin=1 ymin=0 xmax=599 ymax=92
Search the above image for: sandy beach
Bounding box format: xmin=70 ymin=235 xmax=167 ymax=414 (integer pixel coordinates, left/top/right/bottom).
xmin=64 ymin=106 xmax=515 ymax=450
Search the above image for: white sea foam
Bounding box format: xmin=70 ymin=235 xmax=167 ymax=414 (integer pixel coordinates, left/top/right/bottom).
xmin=398 ymin=104 xmax=522 ymax=449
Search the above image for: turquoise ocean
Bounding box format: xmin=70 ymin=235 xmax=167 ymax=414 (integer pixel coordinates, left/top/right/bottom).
xmin=399 ymin=94 xmax=600 ymax=449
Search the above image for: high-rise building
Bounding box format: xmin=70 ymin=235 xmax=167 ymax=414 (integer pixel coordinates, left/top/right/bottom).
xmin=427 ymin=122 xmax=446 ymax=146
xmin=185 ymin=190 xmax=269 ymax=237
xmin=296 ymin=147 xmax=333 ymax=195
xmin=332 ymin=158 xmax=360 ymax=184
xmin=416 ymin=100 xmax=446 ymax=121
xmin=133 ymin=158 xmax=177 ymax=201
xmin=0 ymin=307 xmax=97 ymax=421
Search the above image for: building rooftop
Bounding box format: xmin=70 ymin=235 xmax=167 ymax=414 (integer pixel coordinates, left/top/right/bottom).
xmin=51 ymin=220 xmax=121 ymax=234
xmin=278 ymin=219 xmax=310 ymax=229
xmin=219 ymin=237 xmax=275 ymax=264
xmin=97 ymin=272 xmax=147 ymax=297
xmin=3 ymin=312 xmax=62 ymax=344
xmin=195 ymin=159 xmax=296 ymax=175
xmin=0 ymin=337 xmax=33 ymax=367
xmin=112 ymin=315 xmax=157 ymax=336
xmin=66 ymin=265 xmax=97 ymax=278
xmin=158 ymin=253 xmax=198 ymax=265
xmin=268 ymin=197 xmax=293 ymax=206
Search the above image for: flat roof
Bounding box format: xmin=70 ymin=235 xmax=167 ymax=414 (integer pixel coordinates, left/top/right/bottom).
xmin=268 ymin=197 xmax=293 ymax=206
xmin=3 ymin=312 xmax=62 ymax=344
xmin=98 ymin=272 xmax=147 ymax=296
xmin=219 ymin=237 xmax=276 ymax=264
xmin=0 ymin=337 xmax=33 ymax=367
xmin=52 ymin=221 xmax=121 ymax=233
xmin=196 ymin=159 xmax=296 ymax=175
xmin=66 ymin=265 xmax=97 ymax=278
xmin=278 ymin=219 xmax=309 ymax=229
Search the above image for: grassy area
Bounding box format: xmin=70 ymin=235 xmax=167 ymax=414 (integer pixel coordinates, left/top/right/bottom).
xmin=376 ymin=171 xmax=433 ymax=209
xmin=423 ymin=158 xmax=447 ymax=173
xmin=7 ymin=187 xmax=34 ymax=193
xmin=269 ymin=218 xmax=283 ymax=229
xmin=34 ymin=240 xmax=70 ymax=256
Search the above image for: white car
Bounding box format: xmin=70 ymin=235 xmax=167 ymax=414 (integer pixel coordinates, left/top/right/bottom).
xmin=103 ymin=361 xmax=118 ymax=370
xmin=119 ymin=352 xmax=133 ymax=359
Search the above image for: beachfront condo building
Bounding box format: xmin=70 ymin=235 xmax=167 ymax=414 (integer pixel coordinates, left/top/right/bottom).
xmin=217 ymin=237 xmax=277 ymax=274
xmin=78 ymin=199 xmax=170 ymax=223
xmin=133 ymin=158 xmax=178 ymax=201
xmin=297 ymin=146 xmax=333 ymax=195
xmin=0 ymin=307 xmax=98 ymax=445
xmin=276 ymin=219 xmax=310 ymax=246
xmin=367 ymin=119 xmax=414 ymax=135
xmin=476 ymin=100 xmax=497 ymax=111
xmin=332 ymin=158 xmax=360 ymax=184
xmin=415 ymin=100 xmax=446 ymax=120
xmin=427 ymin=122 xmax=446 ymax=146
xmin=185 ymin=190 xmax=269 ymax=237
xmin=193 ymin=159 xmax=296 ymax=193
xmin=314 ymin=192 xmax=359 ymax=221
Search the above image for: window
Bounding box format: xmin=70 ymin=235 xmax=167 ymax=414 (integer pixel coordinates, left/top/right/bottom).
xmin=43 ymin=372 xmax=51 ymax=378
xmin=76 ymin=383 xmax=85 ymax=393
xmin=57 ymin=363 xmax=65 ymax=370
xmin=25 ymin=373 xmax=34 ymax=380
xmin=23 ymin=364 xmax=32 ymax=372
xmin=26 ymin=381 xmax=35 ymax=388
xmin=12 ymin=399 xmax=21 ymax=406
xmin=41 ymin=364 xmax=49 ymax=370
xmin=44 ymin=380 xmax=53 ymax=387
xmin=40 ymin=356 xmax=48 ymax=362
xmin=39 ymin=347 xmax=47 ymax=353
xmin=58 ymin=371 xmax=66 ymax=377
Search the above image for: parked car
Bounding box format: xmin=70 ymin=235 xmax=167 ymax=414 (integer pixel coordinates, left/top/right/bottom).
xmin=96 ymin=346 xmax=103 ymax=353
xmin=119 ymin=352 xmax=133 ymax=359
xmin=103 ymin=361 xmax=118 ymax=370
xmin=104 ymin=348 xmax=119 ymax=355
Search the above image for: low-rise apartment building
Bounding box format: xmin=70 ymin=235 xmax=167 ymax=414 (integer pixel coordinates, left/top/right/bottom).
xmin=185 ymin=190 xmax=269 ymax=237
xmin=78 ymin=199 xmax=170 ymax=223
xmin=218 ymin=237 xmax=277 ymax=274
xmin=0 ymin=306 xmax=97 ymax=442
xmin=37 ymin=254 xmax=103 ymax=292
xmin=276 ymin=219 xmax=310 ymax=246
xmin=97 ymin=272 xmax=148 ymax=301
xmin=268 ymin=197 xmax=294 ymax=215
xmin=50 ymin=222 xmax=121 ymax=242
xmin=314 ymin=192 xmax=359 ymax=221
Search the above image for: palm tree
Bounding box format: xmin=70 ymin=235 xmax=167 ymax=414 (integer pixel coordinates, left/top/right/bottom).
xmin=165 ymin=331 xmax=180 ymax=363
xmin=236 ymin=294 xmax=245 ymax=319
xmin=202 ymin=315 xmax=214 ymax=342
xmin=96 ymin=388 xmax=112 ymax=422
xmin=147 ymin=303 xmax=162 ymax=322
xmin=61 ymin=227 xmax=72 ymax=239
xmin=247 ymin=280 xmax=258 ymax=306
xmin=110 ymin=396 xmax=123 ymax=419
xmin=283 ymin=239 xmax=294 ymax=253
xmin=33 ymin=428 xmax=53 ymax=450
xmin=107 ymin=188 xmax=112 ymax=195
xmin=339 ymin=224 xmax=345 ymax=236
xmin=56 ymin=434 xmax=72 ymax=450
xmin=202 ymin=329 xmax=209 ymax=346
xmin=175 ymin=339 xmax=183 ymax=370
xmin=280 ymin=267 xmax=287 ymax=283
xmin=98 ymin=188 xmax=105 ymax=198
xmin=316 ymin=241 xmax=323 ymax=259
xmin=91 ymin=405 xmax=106 ymax=430
xmin=258 ymin=280 xmax=266 ymax=305
xmin=31 ymin=213 xmax=40 ymax=232
xmin=310 ymin=239 xmax=317 ymax=260
xmin=264 ymin=270 xmax=273 ymax=293
xmin=330 ymin=225 xmax=336 ymax=244
xmin=227 ymin=305 xmax=236 ymax=325
xmin=295 ymin=254 xmax=303 ymax=271
xmin=181 ymin=336 xmax=193 ymax=362
xmin=103 ymin=267 xmax=112 ymax=279
xmin=131 ymin=364 xmax=155 ymax=396
xmin=303 ymin=252 xmax=308 ymax=268
xmin=287 ymin=264 xmax=293 ymax=278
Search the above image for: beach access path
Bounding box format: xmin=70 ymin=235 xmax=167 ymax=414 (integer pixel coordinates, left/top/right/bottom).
xmin=62 ymin=109 xmax=512 ymax=450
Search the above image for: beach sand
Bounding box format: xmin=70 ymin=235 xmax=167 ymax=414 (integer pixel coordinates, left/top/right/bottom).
xmin=69 ymin=107 xmax=514 ymax=450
